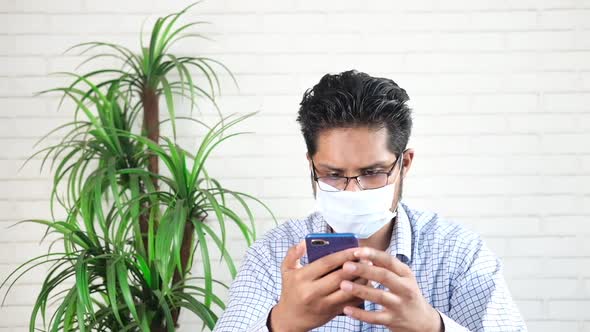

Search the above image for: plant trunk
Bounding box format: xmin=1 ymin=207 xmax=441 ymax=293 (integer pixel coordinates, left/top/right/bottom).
xmin=140 ymin=87 xmax=159 ymax=252
xmin=142 ymin=87 xmax=164 ymax=331
xmin=141 ymin=87 xmax=196 ymax=330
xmin=151 ymin=327 xmax=167 ymax=332
xmin=170 ymin=221 xmax=196 ymax=327
xmin=142 ymin=87 xmax=160 ymax=188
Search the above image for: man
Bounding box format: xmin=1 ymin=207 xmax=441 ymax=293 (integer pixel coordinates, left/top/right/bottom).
xmin=213 ymin=70 xmax=526 ymax=331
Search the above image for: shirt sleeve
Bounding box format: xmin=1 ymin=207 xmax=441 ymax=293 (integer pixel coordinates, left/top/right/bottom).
xmin=213 ymin=241 xmax=278 ymax=332
xmin=446 ymin=240 xmax=527 ymax=332
xmin=439 ymin=311 xmax=470 ymax=332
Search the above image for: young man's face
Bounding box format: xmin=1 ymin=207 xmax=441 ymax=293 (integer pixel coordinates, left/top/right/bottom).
xmin=307 ymin=126 xmax=414 ymax=209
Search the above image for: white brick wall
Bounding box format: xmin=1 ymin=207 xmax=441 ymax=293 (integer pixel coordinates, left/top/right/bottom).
xmin=1 ymin=0 xmax=589 ymax=331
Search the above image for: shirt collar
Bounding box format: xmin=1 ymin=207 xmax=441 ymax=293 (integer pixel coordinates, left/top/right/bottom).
xmin=387 ymin=202 xmax=413 ymax=264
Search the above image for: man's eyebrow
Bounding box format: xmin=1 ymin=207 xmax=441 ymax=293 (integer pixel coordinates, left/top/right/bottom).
xmin=315 ymin=163 xmax=344 ymax=172
xmin=359 ymin=161 xmax=392 ymax=170
xmin=315 ymin=161 xmax=392 ymax=172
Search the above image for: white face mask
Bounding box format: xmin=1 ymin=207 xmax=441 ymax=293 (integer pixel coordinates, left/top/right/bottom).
xmin=314 ymin=182 xmax=398 ymax=239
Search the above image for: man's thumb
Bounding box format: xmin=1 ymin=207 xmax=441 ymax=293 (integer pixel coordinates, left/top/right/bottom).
xmin=282 ymin=240 xmax=306 ymax=272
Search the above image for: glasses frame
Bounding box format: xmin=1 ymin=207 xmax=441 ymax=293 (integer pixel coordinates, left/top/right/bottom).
xmin=311 ymin=152 xmax=404 ymax=192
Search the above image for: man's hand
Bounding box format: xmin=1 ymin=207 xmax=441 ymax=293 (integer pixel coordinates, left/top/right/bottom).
xmin=339 ymin=247 xmax=442 ymax=332
xmin=269 ymin=241 xmax=365 ymax=332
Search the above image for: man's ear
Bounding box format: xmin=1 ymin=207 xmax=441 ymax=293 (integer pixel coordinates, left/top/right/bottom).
xmin=401 ymin=148 xmax=415 ymax=178
xmin=306 ymin=152 xmax=313 ymax=169
xmin=306 ymin=152 xmax=317 ymax=198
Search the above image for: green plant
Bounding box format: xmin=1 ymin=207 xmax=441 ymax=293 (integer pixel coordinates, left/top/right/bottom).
xmin=1 ymin=4 xmax=274 ymax=331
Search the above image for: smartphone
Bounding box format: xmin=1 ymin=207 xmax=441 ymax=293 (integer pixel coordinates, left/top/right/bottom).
xmin=306 ymin=233 xmax=359 ymax=263
xmin=305 ymin=233 xmax=364 ymax=314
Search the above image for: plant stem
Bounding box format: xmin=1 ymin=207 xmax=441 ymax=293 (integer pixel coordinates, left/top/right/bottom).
xmin=141 ymin=87 xmax=197 ymax=329
xmin=142 ymin=86 xmax=164 ymax=331
xmin=140 ymin=87 xmax=159 ymax=255
xmin=142 ymin=87 xmax=160 ymax=187
xmin=171 ymin=220 xmax=196 ymax=326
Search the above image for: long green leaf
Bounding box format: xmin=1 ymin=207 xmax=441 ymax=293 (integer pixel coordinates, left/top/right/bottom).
xmin=116 ymin=260 xmax=139 ymax=323
xmin=192 ymin=221 xmax=212 ymax=308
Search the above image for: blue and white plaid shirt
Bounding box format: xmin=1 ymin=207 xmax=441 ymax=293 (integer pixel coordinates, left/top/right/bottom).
xmin=214 ymin=202 xmax=527 ymax=331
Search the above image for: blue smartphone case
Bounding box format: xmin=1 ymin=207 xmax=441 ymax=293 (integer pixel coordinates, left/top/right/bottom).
xmin=305 ymin=233 xmax=359 ymax=263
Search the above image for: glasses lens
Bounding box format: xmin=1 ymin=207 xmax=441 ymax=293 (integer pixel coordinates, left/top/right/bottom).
xmin=317 ymin=177 xmax=347 ymax=191
xmin=358 ymin=173 xmax=388 ymax=190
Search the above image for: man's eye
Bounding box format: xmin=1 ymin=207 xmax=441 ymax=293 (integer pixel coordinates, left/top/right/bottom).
xmin=363 ymin=170 xmax=380 ymax=176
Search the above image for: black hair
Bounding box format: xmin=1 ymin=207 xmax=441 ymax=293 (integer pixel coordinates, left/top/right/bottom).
xmin=297 ymin=70 xmax=413 ymax=157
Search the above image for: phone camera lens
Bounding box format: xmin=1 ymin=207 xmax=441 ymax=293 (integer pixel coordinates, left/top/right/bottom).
xmin=311 ymin=239 xmax=329 ymax=246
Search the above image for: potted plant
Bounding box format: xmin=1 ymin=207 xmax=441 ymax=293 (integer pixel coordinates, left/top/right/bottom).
xmin=1 ymin=3 xmax=274 ymax=331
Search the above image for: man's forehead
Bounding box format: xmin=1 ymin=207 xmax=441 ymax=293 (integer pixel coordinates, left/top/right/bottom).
xmin=312 ymin=127 xmax=396 ymax=168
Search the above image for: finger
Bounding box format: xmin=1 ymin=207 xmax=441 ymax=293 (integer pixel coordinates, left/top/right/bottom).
xmin=354 ymin=247 xmax=412 ymax=277
xmin=356 ymin=259 xmax=372 ymax=285
xmin=340 ymin=280 xmax=401 ymax=308
xmin=313 ymin=267 xmax=367 ymax=295
xmin=353 ymin=276 xmax=369 ymax=286
xmin=308 ymin=255 xmax=373 ymax=295
xmin=342 ymin=305 xmax=392 ymax=326
xmin=359 ymin=258 xmax=372 ymax=266
xmin=303 ymin=247 xmax=359 ymax=280
xmin=323 ymin=288 xmax=363 ymax=309
xmin=343 ymin=261 xmax=404 ymax=293
xmin=281 ymin=241 xmax=305 ymax=273
xmin=322 ymin=279 xmax=374 ymax=316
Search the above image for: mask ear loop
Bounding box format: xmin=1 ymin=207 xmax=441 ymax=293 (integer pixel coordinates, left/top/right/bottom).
xmin=310 ymin=169 xmax=317 ymax=198
xmin=392 ymin=149 xmax=407 ymax=218
xmin=391 ymin=149 xmax=405 ymax=185
xmin=309 ymin=158 xmax=318 ymax=198
xmin=399 ymin=149 xmax=406 ymax=181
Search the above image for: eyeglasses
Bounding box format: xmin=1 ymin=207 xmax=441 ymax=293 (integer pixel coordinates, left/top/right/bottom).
xmin=311 ymin=153 xmax=403 ymax=192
